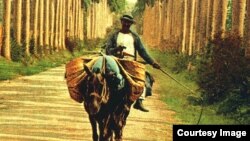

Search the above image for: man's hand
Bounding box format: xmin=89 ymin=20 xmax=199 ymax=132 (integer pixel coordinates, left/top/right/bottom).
xmin=113 ymin=46 xmax=127 ymax=58
xmin=116 ymin=46 xmax=126 ymax=51
xmin=152 ymin=62 xmax=161 ymax=69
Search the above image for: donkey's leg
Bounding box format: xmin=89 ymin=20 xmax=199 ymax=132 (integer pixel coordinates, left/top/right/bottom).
xmin=110 ymin=132 xmax=114 ymax=141
xmin=114 ymin=127 xmax=123 ymax=141
xmin=113 ymin=102 xmax=132 ymax=141
xmin=98 ymin=124 xmax=113 ymax=141
xmin=99 ymin=115 xmax=113 ymax=141
xmin=89 ymin=115 xmax=98 ymax=141
xmin=103 ymin=128 xmax=113 ymax=141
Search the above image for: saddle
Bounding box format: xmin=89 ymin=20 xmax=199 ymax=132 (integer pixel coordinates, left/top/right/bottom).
xmin=65 ymin=55 xmax=145 ymax=103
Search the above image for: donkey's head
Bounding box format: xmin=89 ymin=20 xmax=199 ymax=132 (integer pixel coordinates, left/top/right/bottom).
xmin=83 ymin=65 xmax=104 ymax=115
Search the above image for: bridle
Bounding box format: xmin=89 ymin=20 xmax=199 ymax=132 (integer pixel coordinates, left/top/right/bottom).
xmin=85 ymin=57 xmax=109 ymax=104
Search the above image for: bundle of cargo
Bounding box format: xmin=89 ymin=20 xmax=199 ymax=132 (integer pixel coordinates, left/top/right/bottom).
xmin=115 ymin=59 xmax=145 ymax=102
xmin=65 ymin=56 xmax=146 ymax=103
xmin=65 ymin=56 xmax=99 ymax=103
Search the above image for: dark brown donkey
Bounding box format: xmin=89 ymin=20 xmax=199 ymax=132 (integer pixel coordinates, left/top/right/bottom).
xmin=80 ymin=58 xmax=132 ymax=141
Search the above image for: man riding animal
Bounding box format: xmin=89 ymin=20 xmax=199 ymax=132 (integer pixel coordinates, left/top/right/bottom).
xmin=106 ymin=14 xmax=161 ymax=112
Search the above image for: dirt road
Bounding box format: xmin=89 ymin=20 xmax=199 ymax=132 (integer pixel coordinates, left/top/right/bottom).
xmin=0 ymin=65 xmax=178 ymax=141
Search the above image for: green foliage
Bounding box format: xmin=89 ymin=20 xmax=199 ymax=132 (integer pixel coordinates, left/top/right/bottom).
xmin=107 ymin=0 xmax=126 ymax=13
xmin=148 ymin=49 xmax=235 ymax=124
xmin=0 ymin=57 xmax=22 ymax=80
xmin=10 ymin=38 xmax=25 ymax=62
xmin=172 ymin=54 xmax=196 ymax=73
xmin=82 ymin=0 xmax=125 ymax=13
xmin=29 ymin=38 xmax=35 ymax=55
xmin=132 ymin=0 xmax=155 ymax=15
xmin=85 ymin=38 xmax=106 ymax=51
xmin=82 ymin=0 xmax=91 ymax=9
xmin=0 ymin=37 xmax=104 ymax=81
xmin=196 ymin=32 xmax=250 ymax=123
xmin=0 ymin=50 xmax=74 ymax=80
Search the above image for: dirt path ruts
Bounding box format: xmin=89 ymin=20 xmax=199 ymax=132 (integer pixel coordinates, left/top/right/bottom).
xmin=0 ymin=65 xmax=178 ymax=141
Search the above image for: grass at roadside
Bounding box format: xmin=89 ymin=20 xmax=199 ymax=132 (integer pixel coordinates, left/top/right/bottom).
xmin=147 ymin=49 xmax=235 ymax=124
xmin=0 ymin=49 xmax=98 ymax=81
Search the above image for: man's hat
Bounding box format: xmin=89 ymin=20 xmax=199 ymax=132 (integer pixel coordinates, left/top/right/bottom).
xmin=120 ymin=14 xmax=135 ymax=24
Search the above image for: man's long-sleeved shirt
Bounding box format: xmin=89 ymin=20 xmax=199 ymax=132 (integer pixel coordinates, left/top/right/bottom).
xmin=105 ymin=30 xmax=154 ymax=65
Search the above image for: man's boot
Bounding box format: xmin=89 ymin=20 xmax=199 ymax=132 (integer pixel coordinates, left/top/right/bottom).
xmin=133 ymin=99 xmax=149 ymax=112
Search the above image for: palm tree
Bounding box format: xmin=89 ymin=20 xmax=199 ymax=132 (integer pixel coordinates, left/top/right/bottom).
xmin=2 ymin=0 xmax=11 ymax=60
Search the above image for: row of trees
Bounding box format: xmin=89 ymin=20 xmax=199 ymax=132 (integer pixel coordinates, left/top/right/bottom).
xmin=141 ymin=0 xmax=250 ymax=56
xmin=0 ymin=0 xmax=116 ymax=61
xmin=137 ymin=0 xmax=250 ymax=123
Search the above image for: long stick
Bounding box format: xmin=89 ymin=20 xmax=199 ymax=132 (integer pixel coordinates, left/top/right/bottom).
xmin=159 ymin=68 xmax=196 ymax=94
xmin=158 ymin=68 xmax=203 ymax=124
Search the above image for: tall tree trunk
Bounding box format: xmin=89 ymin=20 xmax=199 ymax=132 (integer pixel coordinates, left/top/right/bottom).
xmin=25 ymin=0 xmax=30 ymax=56
xmin=2 ymin=0 xmax=11 ymax=60
xmin=175 ymin=0 xmax=183 ymax=52
xmin=15 ymin=0 xmax=22 ymax=45
xmin=246 ymin=0 xmax=250 ymax=41
xmin=0 ymin=24 xmax=2 ymax=54
xmin=54 ymin=0 xmax=60 ymax=52
xmin=181 ymin=0 xmax=187 ymax=53
xmin=206 ymin=0 xmax=214 ymax=42
xmin=232 ymin=0 xmax=246 ymax=37
xmin=58 ymin=0 xmax=63 ymax=50
xmin=44 ymin=0 xmax=50 ymax=49
xmin=33 ymin=0 xmax=39 ymax=55
xmin=83 ymin=4 xmax=87 ymax=41
xmin=193 ymin=0 xmax=200 ymax=52
xmin=211 ymin=0 xmax=219 ymax=39
xmin=79 ymin=3 xmax=84 ymax=40
xmin=49 ymin=0 xmax=55 ymax=53
xmin=199 ymin=0 xmax=209 ymax=50
xmin=72 ymin=0 xmax=76 ymax=37
xmin=245 ymin=0 xmax=250 ymax=57
xmin=75 ymin=0 xmax=79 ymax=39
xmin=39 ymin=0 xmax=44 ymax=54
xmin=160 ymin=0 xmax=167 ymax=50
xmin=65 ymin=0 xmax=71 ymax=31
xmin=188 ymin=0 xmax=196 ymax=56
xmin=211 ymin=0 xmax=228 ymax=38
xmin=61 ymin=0 xmax=66 ymax=49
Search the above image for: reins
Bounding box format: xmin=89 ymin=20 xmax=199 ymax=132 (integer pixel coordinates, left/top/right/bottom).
xmin=99 ymin=54 xmax=109 ymax=104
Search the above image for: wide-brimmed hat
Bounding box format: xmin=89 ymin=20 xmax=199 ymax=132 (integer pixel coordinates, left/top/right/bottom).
xmin=120 ymin=14 xmax=135 ymax=24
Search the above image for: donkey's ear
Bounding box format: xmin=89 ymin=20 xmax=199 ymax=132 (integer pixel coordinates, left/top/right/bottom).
xmin=84 ymin=65 xmax=93 ymax=76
